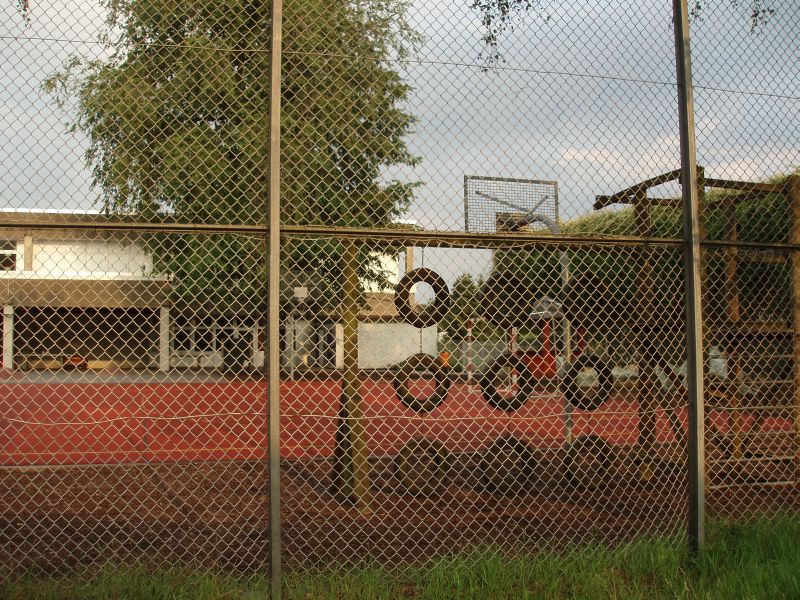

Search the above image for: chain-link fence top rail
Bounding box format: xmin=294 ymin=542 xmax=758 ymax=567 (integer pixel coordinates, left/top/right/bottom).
xmin=1 ymin=0 xmax=798 ymax=581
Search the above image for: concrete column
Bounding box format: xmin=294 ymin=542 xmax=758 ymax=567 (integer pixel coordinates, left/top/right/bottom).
xmin=3 ymin=305 xmax=13 ymax=370
xmin=23 ymin=236 xmax=33 ymax=272
xmin=405 ymin=246 xmax=414 ymax=273
xmin=159 ymin=306 xmax=170 ymax=372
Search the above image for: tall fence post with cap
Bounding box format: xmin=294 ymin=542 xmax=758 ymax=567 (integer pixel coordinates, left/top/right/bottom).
xmin=672 ymin=0 xmax=706 ymax=552
xmin=267 ymin=0 xmax=284 ymax=596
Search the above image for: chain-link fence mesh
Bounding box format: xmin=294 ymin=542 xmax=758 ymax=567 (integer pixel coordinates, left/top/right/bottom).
xmin=1 ymin=0 xmax=798 ymax=586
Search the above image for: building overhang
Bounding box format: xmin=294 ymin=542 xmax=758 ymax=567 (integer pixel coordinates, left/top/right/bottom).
xmin=0 ymin=278 xmax=172 ymax=309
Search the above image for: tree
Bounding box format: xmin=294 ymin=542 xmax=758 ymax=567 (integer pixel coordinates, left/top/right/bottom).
xmin=440 ymin=274 xmax=483 ymax=340
xmin=472 ymin=0 xmax=777 ymax=65
xmin=44 ymin=0 xmax=420 ymax=313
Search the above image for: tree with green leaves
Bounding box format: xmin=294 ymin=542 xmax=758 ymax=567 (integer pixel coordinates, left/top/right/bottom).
xmin=472 ymin=0 xmax=777 ymax=64
xmin=440 ymin=274 xmax=484 ymax=340
xmin=44 ymin=0 xmax=420 ymax=312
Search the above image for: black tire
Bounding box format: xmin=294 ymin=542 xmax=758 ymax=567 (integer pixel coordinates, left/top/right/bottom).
xmin=479 ymin=435 xmax=537 ymax=495
xmin=394 ymin=437 xmax=449 ymax=496
xmin=564 ymin=434 xmax=614 ymax=488
xmin=394 ymin=268 xmax=451 ymax=329
xmin=478 ymin=352 xmax=535 ymax=412
xmin=393 ymin=353 xmax=450 ymax=413
xmin=561 ymin=353 xmax=613 ymax=411
xmin=481 ymin=270 xmax=536 ymax=329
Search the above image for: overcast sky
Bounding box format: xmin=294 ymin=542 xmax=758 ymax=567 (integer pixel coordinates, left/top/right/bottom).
xmin=1 ymin=0 xmax=797 ymax=282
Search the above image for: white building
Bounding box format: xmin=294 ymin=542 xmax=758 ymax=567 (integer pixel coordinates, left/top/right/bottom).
xmin=0 ymin=210 xmax=435 ymax=372
xmin=282 ymin=248 xmax=437 ymax=371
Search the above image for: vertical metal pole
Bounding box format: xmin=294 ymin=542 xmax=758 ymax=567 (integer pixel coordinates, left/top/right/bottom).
xmin=463 ymin=175 xmax=470 ymax=233
xmin=673 ymin=0 xmax=705 ymax=553
xmin=786 ymin=175 xmax=800 ymax=484
xmin=267 ymin=0 xmax=283 ymax=596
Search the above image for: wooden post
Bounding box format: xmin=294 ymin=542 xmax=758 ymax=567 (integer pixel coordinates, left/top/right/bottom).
xmin=635 ymin=190 xmax=656 ymax=480
xmin=723 ymin=199 xmax=743 ymax=460
xmin=787 ymin=174 xmax=800 ymax=484
xmin=335 ymin=239 xmax=372 ymax=511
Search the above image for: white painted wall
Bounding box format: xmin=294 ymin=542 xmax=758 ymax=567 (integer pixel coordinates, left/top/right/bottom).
xmin=353 ymin=323 xmax=437 ymax=369
xmin=277 ymin=320 xmax=437 ymax=371
xmin=27 ymin=238 xmax=153 ymax=278
xmin=170 ymin=350 xmax=224 ymax=369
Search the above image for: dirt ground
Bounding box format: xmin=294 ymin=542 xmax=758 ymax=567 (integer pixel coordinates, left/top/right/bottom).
xmin=2 ymin=447 xmax=798 ymax=576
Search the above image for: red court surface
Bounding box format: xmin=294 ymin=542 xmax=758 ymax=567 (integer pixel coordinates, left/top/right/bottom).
xmin=0 ymin=379 xmax=790 ymax=466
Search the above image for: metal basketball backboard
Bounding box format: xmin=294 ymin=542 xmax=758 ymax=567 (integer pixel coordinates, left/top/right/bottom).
xmin=464 ymin=176 xmax=559 ymax=234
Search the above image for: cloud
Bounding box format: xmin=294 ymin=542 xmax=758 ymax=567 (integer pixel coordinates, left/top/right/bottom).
xmin=703 ymin=150 xmax=800 ymax=181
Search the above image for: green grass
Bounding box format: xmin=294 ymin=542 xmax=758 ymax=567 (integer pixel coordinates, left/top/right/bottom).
xmin=3 ymin=517 xmax=799 ymax=599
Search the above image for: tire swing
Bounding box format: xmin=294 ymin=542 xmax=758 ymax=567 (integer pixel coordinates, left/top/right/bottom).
xmin=394 ymin=268 xmax=451 ymax=329
xmin=564 ymin=434 xmax=614 ymax=488
xmin=393 ymin=353 xmax=450 ymax=413
xmin=561 ymin=353 xmax=614 ymax=411
xmin=478 ymin=352 xmax=535 ymax=412
xmin=394 ymin=437 xmax=449 ymax=496
xmin=479 ymin=435 xmax=537 ymax=495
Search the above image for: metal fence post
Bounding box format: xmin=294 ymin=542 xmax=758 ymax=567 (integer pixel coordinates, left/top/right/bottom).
xmin=268 ymin=0 xmax=284 ymax=596
xmin=672 ymin=0 xmax=706 ymax=552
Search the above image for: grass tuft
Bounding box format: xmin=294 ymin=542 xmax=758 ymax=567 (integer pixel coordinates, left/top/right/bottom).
xmin=2 ymin=516 xmax=799 ymax=599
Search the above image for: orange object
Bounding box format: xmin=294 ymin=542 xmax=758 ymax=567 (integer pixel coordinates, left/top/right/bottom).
xmin=64 ymin=354 xmax=87 ymax=370
xmin=438 ymin=350 xmax=451 ymax=368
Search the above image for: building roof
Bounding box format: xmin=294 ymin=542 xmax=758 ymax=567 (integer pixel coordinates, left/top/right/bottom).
xmin=0 ymin=279 xmax=171 ymax=309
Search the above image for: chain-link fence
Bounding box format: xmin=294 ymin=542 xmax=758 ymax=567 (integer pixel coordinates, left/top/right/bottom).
xmin=1 ymin=0 xmax=798 ymax=591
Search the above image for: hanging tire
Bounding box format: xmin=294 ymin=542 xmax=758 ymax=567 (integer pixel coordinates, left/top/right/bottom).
xmin=394 ymin=437 xmax=449 ymax=496
xmin=479 ymin=435 xmax=537 ymax=495
xmin=478 ymin=352 xmax=535 ymax=412
xmin=393 ymin=353 xmax=450 ymax=413
xmin=481 ymin=270 xmax=536 ymax=328
xmin=561 ymin=353 xmax=613 ymax=411
xmin=564 ymin=434 xmax=614 ymax=488
xmin=394 ymin=268 xmax=451 ymax=329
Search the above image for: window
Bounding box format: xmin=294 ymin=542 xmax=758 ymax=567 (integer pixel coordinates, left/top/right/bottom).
xmin=195 ymin=328 xmax=215 ymax=352
xmin=171 ymin=319 xmax=218 ymax=353
xmin=173 ymin=329 xmax=192 ymax=351
xmin=0 ymin=241 xmax=16 ymax=271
